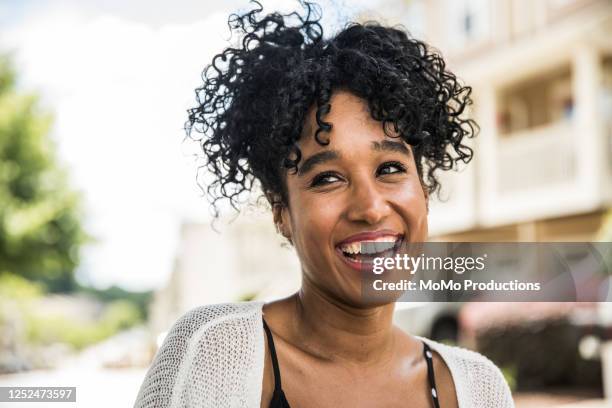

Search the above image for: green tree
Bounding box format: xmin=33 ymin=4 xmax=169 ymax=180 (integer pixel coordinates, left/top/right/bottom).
xmin=0 ymin=55 xmax=88 ymax=292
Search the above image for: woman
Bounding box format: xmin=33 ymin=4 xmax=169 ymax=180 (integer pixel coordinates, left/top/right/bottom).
xmin=135 ymin=1 xmax=514 ymax=407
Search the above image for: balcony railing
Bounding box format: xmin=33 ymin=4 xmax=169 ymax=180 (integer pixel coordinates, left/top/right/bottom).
xmin=497 ymin=122 xmax=575 ymax=194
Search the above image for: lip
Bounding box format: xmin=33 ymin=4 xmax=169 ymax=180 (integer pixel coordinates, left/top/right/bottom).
xmin=335 ymin=247 xmax=373 ymax=272
xmin=336 ymin=229 xmax=403 ymax=247
xmin=335 ymin=230 xmax=404 ymax=273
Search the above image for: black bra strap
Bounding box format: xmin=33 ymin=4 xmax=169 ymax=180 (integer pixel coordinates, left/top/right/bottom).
xmin=422 ymin=341 xmax=441 ymax=408
xmin=264 ymin=321 xmax=440 ymax=407
xmin=263 ymin=318 xmax=282 ymax=391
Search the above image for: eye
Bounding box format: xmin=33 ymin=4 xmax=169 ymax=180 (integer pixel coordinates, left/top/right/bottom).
xmin=310 ymin=171 xmax=342 ymax=188
xmin=377 ymin=161 xmax=407 ymax=176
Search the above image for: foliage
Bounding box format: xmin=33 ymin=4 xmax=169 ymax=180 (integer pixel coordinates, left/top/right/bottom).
xmin=237 ymin=291 xmax=258 ymax=302
xmin=0 ymin=272 xmax=143 ymax=352
xmin=499 ymin=364 xmax=518 ymax=392
xmin=0 ymin=271 xmax=44 ymax=300
xmin=77 ymin=284 xmax=153 ymax=319
xmin=0 ymin=55 xmax=145 ymax=359
xmin=477 ymin=318 xmax=601 ymax=390
xmin=0 ymin=55 xmax=88 ymax=292
xmin=25 ymin=299 xmax=142 ymax=350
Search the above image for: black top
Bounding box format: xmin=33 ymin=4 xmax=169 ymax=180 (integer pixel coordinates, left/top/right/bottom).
xmin=263 ymin=318 xmax=441 ymax=408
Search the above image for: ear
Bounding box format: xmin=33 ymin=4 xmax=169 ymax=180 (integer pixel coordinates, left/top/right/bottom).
xmin=272 ymin=202 xmax=293 ymax=245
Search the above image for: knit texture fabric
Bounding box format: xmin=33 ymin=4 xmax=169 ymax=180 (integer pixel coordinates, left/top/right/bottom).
xmin=134 ymin=301 xmax=514 ymax=408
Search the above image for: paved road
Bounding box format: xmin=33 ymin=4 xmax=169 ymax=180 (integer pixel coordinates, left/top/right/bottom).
xmin=3 ymin=368 xmax=612 ymax=407
xmin=0 ymin=367 xmax=147 ymax=407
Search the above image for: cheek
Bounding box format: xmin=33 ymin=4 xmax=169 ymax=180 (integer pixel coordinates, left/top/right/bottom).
xmin=289 ymin=191 xmax=339 ymax=255
xmin=297 ymin=213 xmax=333 ymax=246
xmin=392 ymin=179 xmax=429 ymax=240
xmin=290 ymin=202 xmax=341 ymax=285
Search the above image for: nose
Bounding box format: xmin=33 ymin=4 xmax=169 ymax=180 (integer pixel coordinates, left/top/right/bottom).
xmin=345 ymin=176 xmax=391 ymax=225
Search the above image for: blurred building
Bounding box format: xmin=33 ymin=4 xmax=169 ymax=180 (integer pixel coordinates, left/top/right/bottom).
xmin=375 ymin=0 xmax=612 ymax=241
xmin=373 ymin=0 xmax=612 ymax=355
xmin=149 ymin=212 xmax=301 ymax=337
xmin=151 ymin=0 xmax=612 ymax=339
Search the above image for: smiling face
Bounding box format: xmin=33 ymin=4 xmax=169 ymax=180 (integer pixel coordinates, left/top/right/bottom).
xmin=275 ymin=91 xmax=429 ymax=307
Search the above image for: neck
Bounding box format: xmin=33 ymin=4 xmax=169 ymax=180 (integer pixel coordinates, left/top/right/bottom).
xmin=289 ymin=279 xmax=397 ymax=365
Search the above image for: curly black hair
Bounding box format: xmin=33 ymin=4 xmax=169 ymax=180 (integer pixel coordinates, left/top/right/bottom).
xmin=186 ymin=0 xmax=477 ymax=216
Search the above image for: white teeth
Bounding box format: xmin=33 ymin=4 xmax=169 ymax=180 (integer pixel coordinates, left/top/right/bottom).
xmin=371 ymin=236 xmax=397 ymax=243
xmin=362 ymin=245 xmax=377 ymax=255
xmin=340 ymin=236 xmax=400 ymax=255
xmin=345 ymin=242 xmax=360 ymax=254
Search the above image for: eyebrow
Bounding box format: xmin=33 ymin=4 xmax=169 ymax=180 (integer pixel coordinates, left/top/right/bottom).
xmin=371 ymin=140 xmax=411 ymax=156
xmin=297 ymin=150 xmax=340 ymax=176
xmin=296 ymin=140 xmax=411 ymax=176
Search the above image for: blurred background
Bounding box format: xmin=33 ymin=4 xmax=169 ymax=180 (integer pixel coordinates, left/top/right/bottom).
xmin=0 ymin=0 xmax=611 ymax=406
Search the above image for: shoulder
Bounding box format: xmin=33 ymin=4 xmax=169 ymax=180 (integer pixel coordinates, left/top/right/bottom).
xmin=416 ymin=336 xmax=515 ymax=408
xmin=134 ymin=301 xmax=265 ymax=408
xmin=167 ymin=301 xmax=265 ymax=339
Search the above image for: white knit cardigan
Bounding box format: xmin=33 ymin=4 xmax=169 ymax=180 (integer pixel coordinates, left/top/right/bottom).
xmin=134 ymin=301 xmax=515 ymax=408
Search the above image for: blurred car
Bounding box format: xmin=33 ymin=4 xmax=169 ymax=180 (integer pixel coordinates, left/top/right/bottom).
xmin=393 ymin=302 xmax=463 ymax=344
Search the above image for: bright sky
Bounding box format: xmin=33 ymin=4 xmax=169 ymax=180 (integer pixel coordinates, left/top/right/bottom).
xmin=0 ymin=0 xmax=381 ymax=291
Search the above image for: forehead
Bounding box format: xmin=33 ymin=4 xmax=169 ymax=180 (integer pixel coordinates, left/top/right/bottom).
xmin=299 ymin=91 xmax=396 ymax=152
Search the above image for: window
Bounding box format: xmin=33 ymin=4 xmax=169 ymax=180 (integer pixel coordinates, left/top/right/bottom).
xmin=498 ymin=66 xmax=573 ymax=135
xmin=446 ymin=0 xmax=492 ymax=49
